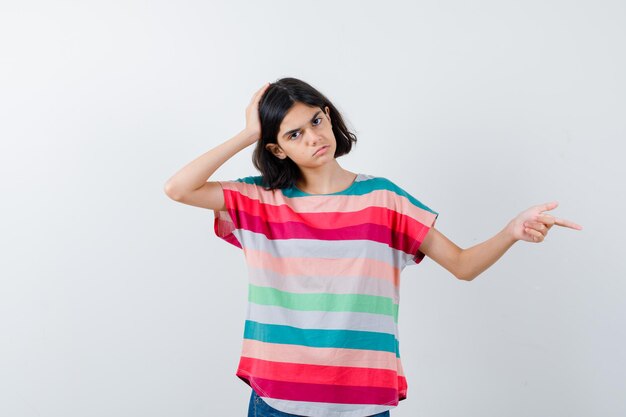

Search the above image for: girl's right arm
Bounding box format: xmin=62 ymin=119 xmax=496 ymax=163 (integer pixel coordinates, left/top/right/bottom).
xmin=163 ymin=82 xmax=270 ymax=211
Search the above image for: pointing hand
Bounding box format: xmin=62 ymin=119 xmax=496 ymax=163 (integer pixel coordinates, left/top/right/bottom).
xmin=506 ymin=201 xmax=583 ymax=243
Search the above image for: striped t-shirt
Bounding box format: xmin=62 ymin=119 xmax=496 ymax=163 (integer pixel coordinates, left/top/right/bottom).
xmin=212 ymin=173 xmax=439 ymax=417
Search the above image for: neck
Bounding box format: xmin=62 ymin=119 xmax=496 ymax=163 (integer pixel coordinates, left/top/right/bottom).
xmin=296 ymin=163 xmax=356 ymax=194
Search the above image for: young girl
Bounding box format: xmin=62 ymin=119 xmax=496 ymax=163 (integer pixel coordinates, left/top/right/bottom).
xmin=164 ymin=78 xmax=582 ymax=417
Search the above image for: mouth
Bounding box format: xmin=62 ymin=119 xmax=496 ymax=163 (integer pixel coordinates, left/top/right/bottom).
xmin=313 ymin=145 xmax=329 ymax=156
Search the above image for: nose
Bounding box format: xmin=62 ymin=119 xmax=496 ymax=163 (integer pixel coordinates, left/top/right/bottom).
xmin=303 ymin=129 xmax=321 ymax=145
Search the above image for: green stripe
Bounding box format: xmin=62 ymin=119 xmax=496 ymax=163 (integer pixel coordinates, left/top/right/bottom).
xmin=249 ymin=284 xmax=399 ymax=323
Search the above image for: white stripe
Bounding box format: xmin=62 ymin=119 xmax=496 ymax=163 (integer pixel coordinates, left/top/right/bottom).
xmin=247 ymin=265 xmax=398 ymax=300
xmin=245 ymin=303 xmax=398 ymax=334
xmin=257 ymin=394 xmax=395 ymax=417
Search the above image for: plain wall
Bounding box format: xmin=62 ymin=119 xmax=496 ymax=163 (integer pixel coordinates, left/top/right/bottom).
xmin=1 ymin=0 xmax=624 ymax=416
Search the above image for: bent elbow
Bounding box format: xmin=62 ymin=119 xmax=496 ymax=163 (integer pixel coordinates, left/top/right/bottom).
xmin=456 ymin=270 xmax=475 ymax=281
xmin=461 ymin=273 xmax=477 ymax=282
xmin=164 ymin=182 xmax=182 ymax=201
xmin=455 ymin=251 xmax=473 ymax=281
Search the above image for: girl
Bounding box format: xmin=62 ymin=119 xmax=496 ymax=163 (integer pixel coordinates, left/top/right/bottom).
xmin=164 ymin=78 xmax=582 ymax=417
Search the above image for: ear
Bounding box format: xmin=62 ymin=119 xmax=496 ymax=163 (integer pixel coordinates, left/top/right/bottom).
xmin=265 ymin=143 xmax=287 ymax=159
xmin=324 ymin=106 xmax=333 ymax=128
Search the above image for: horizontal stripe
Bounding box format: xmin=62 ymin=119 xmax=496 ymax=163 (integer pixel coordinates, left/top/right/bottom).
xmin=406 ymin=211 xmax=439 ymax=265
xmin=240 ymin=339 xmax=403 ymax=374
xmin=216 ymin=175 xmax=438 ymax=270
xmin=243 ymin=320 xmax=400 ymax=357
xmin=213 ymin=213 xmax=242 ymax=249
xmin=222 ymin=198 xmax=430 ymax=258
xmin=213 ymin=173 xmax=437 ymax=414
xmin=238 ymin=228 xmax=410 ymax=270
xmin=230 ymin=174 xmax=437 ymax=221
xmin=240 ymin=374 xmax=400 ymax=405
xmin=239 ymin=356 xmax=399 ymax=389
xmin=245 ymin=303 xmax=398 ymax=334
xmin=247 ymin=264 xmax=398 ymax=301
xmin=249 ymin=284 xmax=399 ymax=322
xmin=245 ymin=247 xmax=401 ymax=288
xmin=254 ymin=395 xmax=395 ymax=417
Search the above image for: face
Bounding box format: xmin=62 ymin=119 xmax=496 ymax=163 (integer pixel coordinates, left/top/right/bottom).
xmin=265 ymin=102 xmax=335 ymax=168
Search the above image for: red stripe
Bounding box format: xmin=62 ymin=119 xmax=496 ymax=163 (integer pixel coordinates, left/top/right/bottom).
xmin=213 ymin=217 xmax=242 ymax=248
xmin=224 ymin=190 xmax=427 ymax=255
xmin=239 ymin=356 xmax=398 ymax=389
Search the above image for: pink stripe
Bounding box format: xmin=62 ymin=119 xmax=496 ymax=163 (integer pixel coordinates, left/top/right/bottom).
xmin=222 ymin=182 xmax=434 ymax=227
xmin=239 ymin=357 xmax=399 ymax=388
xmin=245 ymin=248 xmax=400 ymax=287
xmin=239 ymin=373 xmax=401 ymax=405
xmin=243 ymin=211 xmax=422 ymax=259
xmin=213 ymin=214 xmax=242 ymax=248
xmin=241 ymin=339 xmax=404 ymax=375
xmin=248 ymin=267 xmax=397 ymax=299
xmin=221 ymin=187 xmax=431 ymax=257
xmin=221 ymin=181 xmax=434 ymax=226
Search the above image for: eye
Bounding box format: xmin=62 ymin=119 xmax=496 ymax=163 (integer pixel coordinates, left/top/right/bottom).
xmin=289 ymin=118 xmax=322 ymax=140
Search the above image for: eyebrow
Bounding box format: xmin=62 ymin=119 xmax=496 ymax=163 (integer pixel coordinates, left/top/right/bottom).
xmin=282 ymin=110 xmax=322 ymax=138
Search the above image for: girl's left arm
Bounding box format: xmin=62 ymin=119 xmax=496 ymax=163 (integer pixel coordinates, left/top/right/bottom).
xmin=419 ymin=201 xmax=583 ymax=281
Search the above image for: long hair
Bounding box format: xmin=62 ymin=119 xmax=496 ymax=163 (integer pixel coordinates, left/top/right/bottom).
xmin=252 ymin=77 xmax=358 ymax=190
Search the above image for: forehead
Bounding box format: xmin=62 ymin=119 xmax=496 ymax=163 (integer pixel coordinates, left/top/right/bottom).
xmin=279 ymin=103 xmax=320 ymax=132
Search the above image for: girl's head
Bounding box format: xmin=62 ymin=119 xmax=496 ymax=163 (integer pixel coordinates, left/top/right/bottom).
xmin=252 ymin=77 xmax=358 ymax=190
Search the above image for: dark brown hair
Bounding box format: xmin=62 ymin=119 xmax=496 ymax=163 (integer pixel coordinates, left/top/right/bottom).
xmin=252 ymin=77 xmax=358 ymax=190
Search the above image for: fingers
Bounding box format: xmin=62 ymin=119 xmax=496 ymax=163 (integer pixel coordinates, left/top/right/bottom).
xmin=555 ymin=218 xmax=584 ymax=230
xmin=524 ymin=221 xmax=548 ymax=232
xmin=522 ymin=202 xmax=583 ymax=243
xmin=536 ymin=205 xmax=583 ymax=231
xmin=524 ymin=222 xmax=549 ymax=243
xmin=250 ymin=82 xmax=271 ymax=104
xmin=540 ymin=201 xmax=559 ymax=212
xmin=256 ymin=82 xmax=271 ymax=97
xmin=524 ymin=226 xmax=545 ymax=242
xmin=536 ymin=214 xmax=555 ymax=224
xmin=536 ymin=213 xmax=582 ymax=230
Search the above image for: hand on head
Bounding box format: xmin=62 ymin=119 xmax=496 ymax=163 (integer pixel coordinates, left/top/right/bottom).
xmin=243 ymin=82 xmax=272 ymax=145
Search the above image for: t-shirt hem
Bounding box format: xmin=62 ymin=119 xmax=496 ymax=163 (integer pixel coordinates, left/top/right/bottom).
xmin=240 ymin=371 xmax=399 ymax=417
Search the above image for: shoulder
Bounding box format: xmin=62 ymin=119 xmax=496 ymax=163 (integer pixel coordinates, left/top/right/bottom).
xmin=358 ymin=174 xmax=407 ymax=196
xmin=354 ymin=173 xmax=392 ymax=187
xmin=366 ymin=174 xmax=438 ymax=215
xmin=225 ymin=175 xmax=280 ymax=200
xmin=217 ymin=175 xmax=266 ymax=198
xmin=231 ymin=175 xmax=264 ymax=185
xmin=223 ymin=175 xmax=268 ymax=190
xmin=348 ymin=174 xmax=417 ymax=206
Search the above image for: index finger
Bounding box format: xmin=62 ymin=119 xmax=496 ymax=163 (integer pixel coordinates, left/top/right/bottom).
xmin=554 ymin=217 xmax=583 ymax=230
xmin=256 ymin=82 xmax=271 ymax=96
xmin=250 ymin=82 xmax=270 ymax=104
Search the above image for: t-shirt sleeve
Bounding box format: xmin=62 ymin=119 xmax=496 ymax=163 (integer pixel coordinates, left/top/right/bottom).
xmin=393 ymin=183 xmax=440 ymax=266
xmin=212 ymin=177 xmax=258 ymax=250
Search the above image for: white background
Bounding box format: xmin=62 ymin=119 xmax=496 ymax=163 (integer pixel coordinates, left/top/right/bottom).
xmin=1 ymin=1 xmax=624 ymax=416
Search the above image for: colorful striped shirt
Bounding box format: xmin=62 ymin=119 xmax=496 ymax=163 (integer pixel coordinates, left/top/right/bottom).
xmin=212 ymin=173 xmax=439 ymax=417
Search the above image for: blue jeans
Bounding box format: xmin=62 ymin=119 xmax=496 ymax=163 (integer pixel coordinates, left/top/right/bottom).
xmin=247 ymin=389 xmax=391 ymax=417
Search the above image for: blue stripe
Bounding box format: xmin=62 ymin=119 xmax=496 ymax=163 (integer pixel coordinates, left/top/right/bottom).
xmin=243 ymin=320 xmax=401 ymax=357
xmin=238 ymin=174 xmax=438 ymax=216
